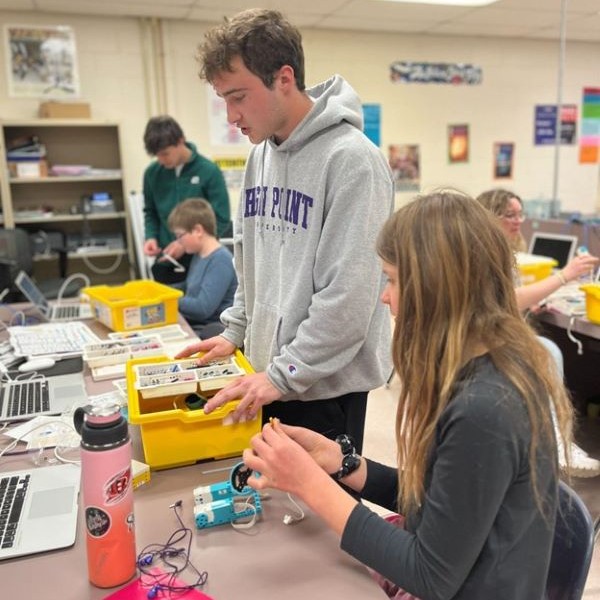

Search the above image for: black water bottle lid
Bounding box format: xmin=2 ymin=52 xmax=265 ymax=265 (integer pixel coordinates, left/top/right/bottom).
xmin=74 ymin=403 xmax=129 ymax=450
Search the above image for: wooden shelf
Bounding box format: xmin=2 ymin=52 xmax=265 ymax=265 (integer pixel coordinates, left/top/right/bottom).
xmin=12 ymin=211 xmax=127 ymax=224
xmin=33 ymin=248 xmax=127 ymax=261
xmin=0 ymin=119 xmax=135 ymax=283
xmin=10 ymin=174 xmax=122 ymax=184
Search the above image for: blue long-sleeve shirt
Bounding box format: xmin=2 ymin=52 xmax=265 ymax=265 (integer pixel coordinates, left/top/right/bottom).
xmin=173 ymin=246 xmax=237 ymax=326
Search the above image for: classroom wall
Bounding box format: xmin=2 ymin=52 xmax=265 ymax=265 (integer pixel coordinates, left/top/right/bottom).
xmin=0 ymin=9 xmax=599 ymax=216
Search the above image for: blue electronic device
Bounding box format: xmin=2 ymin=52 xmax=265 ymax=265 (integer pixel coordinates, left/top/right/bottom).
xmin=192 ymin=462 xmax=262 ymax=529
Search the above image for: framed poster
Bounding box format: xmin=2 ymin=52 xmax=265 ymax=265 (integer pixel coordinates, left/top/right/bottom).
xmin=5 ymin=25 xmax=80 ymax=98
xmin=448 ymin=124 xmax=469 ymax=163
xmin=493 ymin=142 xmax=514 ymax=179
xmin=388 ymin=144 xmax=420 ymax=191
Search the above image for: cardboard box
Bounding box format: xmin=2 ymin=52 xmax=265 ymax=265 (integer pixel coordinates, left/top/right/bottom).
xmin=7 ymin=159 xmax=49 ymax=178
xmin=39 ymin=101 xmax=91 ymax=119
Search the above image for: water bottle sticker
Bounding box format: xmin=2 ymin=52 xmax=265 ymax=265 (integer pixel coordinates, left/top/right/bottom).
xmin=86 ymin=506 xmax=111 ymax=538
xmin=104 ymin=466 xmax=132 ymax=505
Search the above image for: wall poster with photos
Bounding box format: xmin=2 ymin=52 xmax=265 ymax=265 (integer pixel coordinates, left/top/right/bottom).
xmin=5 ymin=25 xmax=80 ymax=98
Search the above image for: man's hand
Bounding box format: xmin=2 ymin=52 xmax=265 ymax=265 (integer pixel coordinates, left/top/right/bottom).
xmin=204 ymin=372 xmax=282 ymax=421
xmin=175 ymin=336 xmax=236 ymax=363
xmin=161 ymin=240 xmax=185 ymax=260
xmin=143 ymin=238 xmax=161 ymax=256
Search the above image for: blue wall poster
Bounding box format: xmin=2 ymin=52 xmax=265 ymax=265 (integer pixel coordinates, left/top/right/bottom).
xmin=362 ymin=104 xmax=381 ymax=147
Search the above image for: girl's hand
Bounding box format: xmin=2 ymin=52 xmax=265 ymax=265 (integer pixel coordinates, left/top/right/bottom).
xmin=242 ymin=420 xmax=342 ymax=497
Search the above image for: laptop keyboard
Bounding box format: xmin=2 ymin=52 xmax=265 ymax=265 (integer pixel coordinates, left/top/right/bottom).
xmin=53 ymin=305 xmax=80 ymax=320
xmin=0 ymin=474 xmax=29 ymax=549
xmin=7 ymin=380 xmax=49 ymax=417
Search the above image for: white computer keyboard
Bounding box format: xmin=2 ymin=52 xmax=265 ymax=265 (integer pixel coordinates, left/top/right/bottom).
xmin=8 ymin=322 xmax=100 ymax=358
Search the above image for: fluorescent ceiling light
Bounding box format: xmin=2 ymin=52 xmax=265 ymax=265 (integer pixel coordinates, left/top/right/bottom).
xmin=374 ymin=0 xmax=500 ymax=6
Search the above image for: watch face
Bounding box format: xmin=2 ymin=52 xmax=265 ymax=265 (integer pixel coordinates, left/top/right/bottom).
xmin=336 ymin=434 xmax=355 ymax=455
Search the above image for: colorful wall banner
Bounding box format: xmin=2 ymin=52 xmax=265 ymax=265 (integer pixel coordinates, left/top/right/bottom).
xmin=390 ymin=61 xmax=482 ymax=85
xmin=579 ymin=87 xmax=600 ymax=164
xmin=534 ymin=104 xmax=577 ymax=145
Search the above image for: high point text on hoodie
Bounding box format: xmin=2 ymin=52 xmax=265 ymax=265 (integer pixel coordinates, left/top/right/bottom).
xmin=244 ymin=186 xmax=314 ymax=230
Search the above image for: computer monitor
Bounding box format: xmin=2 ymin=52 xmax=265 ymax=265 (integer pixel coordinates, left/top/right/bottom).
xmin=528 ymin=232 xmax=577 ymax=269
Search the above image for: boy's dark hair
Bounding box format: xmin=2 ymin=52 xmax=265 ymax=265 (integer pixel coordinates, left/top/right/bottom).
xmin=168 ymin=198 xmax=216 ymax=238
xmin=144 ymin=115 xmax=185 ymax=155
xmin=197 ymin=9 xmax=305 ymax=91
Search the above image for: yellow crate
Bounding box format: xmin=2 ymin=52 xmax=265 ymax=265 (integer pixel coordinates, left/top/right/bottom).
xmin=126 ymin=351 xmax=260 ymax=470
xmin=83 ymin=279 xmax=182 ymax=332
xmin=580 ymin=284 xmax=600 ymax=324
xmin=517 ymin=255 xmax=557 ymax=285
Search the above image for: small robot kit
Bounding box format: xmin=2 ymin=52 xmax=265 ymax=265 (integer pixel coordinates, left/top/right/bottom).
xmin=193 ymin=462 xmax=261 ymax=529
xmin=83 ymin=336 xmax=164 ymax=381
xmin=125 ymin=352 xmax=261 ymax=470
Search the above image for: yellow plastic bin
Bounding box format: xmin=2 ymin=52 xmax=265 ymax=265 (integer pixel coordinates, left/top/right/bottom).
xmin=125 ymin=352 xmax=261 ymax=470
xmin=516 ymin=253 xmax=558 ymax=285
xmin=83 ymin=279 xmax=182 ymax=332
xmin=580 ymin=283 xmax=600 ymax=324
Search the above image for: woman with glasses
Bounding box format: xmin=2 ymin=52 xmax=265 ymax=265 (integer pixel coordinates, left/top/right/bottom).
xmin=477 ymin=188 xmax=600 ymax=478
xmin=476 ymin=188 xmax=598 ymax=311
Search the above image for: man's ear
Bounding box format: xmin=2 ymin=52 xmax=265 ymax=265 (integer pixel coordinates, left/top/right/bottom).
xmin=277 ymin=65 xmax=296 ymax=91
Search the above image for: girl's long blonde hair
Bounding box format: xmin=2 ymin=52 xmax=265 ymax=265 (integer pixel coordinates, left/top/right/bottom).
xmin=376 ymin=191 xmax=572 ymax=516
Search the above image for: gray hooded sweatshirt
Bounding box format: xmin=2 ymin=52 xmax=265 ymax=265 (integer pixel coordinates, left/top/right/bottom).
xmin=220 ymin=74 xmax=394 ymax=401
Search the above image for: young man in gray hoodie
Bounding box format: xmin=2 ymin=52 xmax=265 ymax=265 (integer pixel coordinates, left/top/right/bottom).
xmin=176 ymin=8 xmax=393 ymax=454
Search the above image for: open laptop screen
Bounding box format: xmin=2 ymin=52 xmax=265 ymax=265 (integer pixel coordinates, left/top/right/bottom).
xmin=15 ymin=271 xmax=51 ymax=315
xmin=528 ymin=233 xmax=577 ymax=269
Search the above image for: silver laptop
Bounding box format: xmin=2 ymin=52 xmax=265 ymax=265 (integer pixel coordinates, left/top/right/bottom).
xmin=15 ymin=271 xmax=93 ymax=322
xmin=0 ymin=372 xmax=86 ymax=423
xmin=528 ymin=232 xmax=578 ymax=269
xmin=0 ymin=464 xmax=80 ymax=560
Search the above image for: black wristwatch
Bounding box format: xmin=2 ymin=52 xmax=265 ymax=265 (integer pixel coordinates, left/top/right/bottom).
xmin=331 ymin=434 xmax=362 ymax=481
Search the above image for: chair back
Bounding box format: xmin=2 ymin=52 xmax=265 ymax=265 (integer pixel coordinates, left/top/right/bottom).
xmin=126 ymin=192 xmax=154 ymax=279
xmin=545 ymin=480 xmax=595 ymax=600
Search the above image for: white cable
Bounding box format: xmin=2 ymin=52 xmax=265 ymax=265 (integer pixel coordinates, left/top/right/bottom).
xmin=283 ymin=493 xmax=305 ymax=525
xmin=230 ymin=496 xmax=259 ymax=530
xmin=82 ymin=252 xmax=124 ymax=275
xmin=0 ymin=419 xmax=77 ymax=461
xmin=57 ymin=272 xmax=91 ymax=303
xmin=566 ymin=315 xmax=583 ymax=356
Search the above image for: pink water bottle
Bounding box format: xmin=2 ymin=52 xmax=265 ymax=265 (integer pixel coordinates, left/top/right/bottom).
xmin=74 ymin=403 xmax=136 ymax=588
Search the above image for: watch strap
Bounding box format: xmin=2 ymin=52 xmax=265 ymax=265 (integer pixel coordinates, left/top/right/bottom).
xmin=331 ymin=434 xmax=361 ymax=481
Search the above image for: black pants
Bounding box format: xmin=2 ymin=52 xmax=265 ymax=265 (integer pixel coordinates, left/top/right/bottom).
xmin=262 ymin=391 xmax=368 ymax=454
xmin=151 ymin=253 xmax=192 ymax=285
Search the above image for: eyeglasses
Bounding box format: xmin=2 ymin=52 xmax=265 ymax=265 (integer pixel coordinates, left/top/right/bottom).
xmin=174 ymin=230 xmax=190 ymax=241
xmin=501 ymin=212 xmax=525 ymax=222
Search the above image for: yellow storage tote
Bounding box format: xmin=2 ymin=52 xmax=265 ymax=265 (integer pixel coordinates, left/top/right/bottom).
xmin=83 ymin=279 xmax=182 ymax=332
xmin=580 ymin=283 xmax=600 ymax=324
xmin=516 ymin=252 xmax=558 ymax=285
xmin=126 ymin=352 xmax=261 ymax=470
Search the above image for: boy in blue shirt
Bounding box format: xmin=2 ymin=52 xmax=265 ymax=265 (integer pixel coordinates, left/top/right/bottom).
xmin=168 ymin=198 xmax=237 ymax=339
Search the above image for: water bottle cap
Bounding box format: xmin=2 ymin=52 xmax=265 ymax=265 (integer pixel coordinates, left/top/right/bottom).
xmin=83 ymin=402 xmax=122 ymax=427
xmin=73 ymin=402 xmax=129 ymax=449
